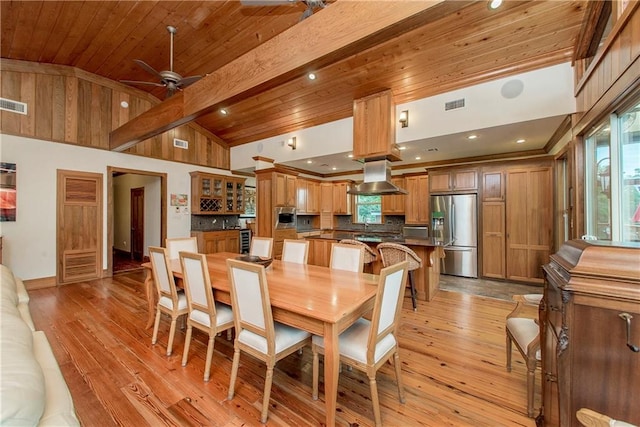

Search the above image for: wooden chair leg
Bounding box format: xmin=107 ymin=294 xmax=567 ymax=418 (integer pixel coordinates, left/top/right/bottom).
xmin=167 ymin=316 xmax=178 ymax=356
xmin=312 ymin=347 xmax=320 ymax=400
xmin=181 ymin=324 xmax=193 ymax=366
xmin=151 ymin=308 xmax=162 ymax=345
xmin=368 ymin=373 xmax=382 ymax=427
xmin=505 ymin=331 xmax=512 ymax=372
xmin=261 ymin=364 xmax=275 ymax=423
xmin=204 ymin=335 xmax=215 ymax=382
xmin=227 ymin=348 xmax=241 ymax=400
xmin=393 ymin=351 xmax=406 ymax=403
xmin=408 ymin=270 xmax=417 ymax=311
xmin=526 ymin=359 xmax=536 ymax=417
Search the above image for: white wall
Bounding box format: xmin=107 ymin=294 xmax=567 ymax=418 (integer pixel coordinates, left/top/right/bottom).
xmin=231 ymin=63 xmax=576 ymax=170
xmin=0 ymin=134 xmax=234 ymax=280
xmin=113 ymin=174 xmax=161 ymax=255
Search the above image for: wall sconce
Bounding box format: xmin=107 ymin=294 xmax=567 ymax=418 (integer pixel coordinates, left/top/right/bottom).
xmin=287 ymin=136 xmax=297 ymax=150
xmin=399 ymin=110 xmax=409 ymax=128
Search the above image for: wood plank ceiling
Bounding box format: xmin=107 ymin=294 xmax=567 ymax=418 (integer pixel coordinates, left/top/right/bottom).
xmin=1 ymin=1 xmax=587 ymax=148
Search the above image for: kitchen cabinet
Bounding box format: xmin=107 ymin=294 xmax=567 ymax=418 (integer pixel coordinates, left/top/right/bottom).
xmin=320 ymin=183 xmax=333 ymax=213
xmin=296 ymin=179 xmax=320 ymax=214
xmin=332 ymin=181 xmax=352 ymax=214
xmin=191 ymin=172 xmax=245 ymax=214
xmin=429 ymin=168 xmax=478 ymax=193
xmin=481 ymin=201 xmax=505 ymax=278
xmin=352 ymin=89 xmax=401 ymax=161
xmin=482 ymin=171 xmax=505 ymax=201
xmin=191 ymin=230 xmax=240 ymax=254
xmin=307 ymin=238 xmax=336 ymax=267
xmin=225 ymin=177 xmax=245 ymax=214
xmin=506 ymin=166 xmax=552 ymax=283
xmin=540 ymin=240 xmax=640 ymax=426
xmin=405 ymin=175 xmax=429 ymax=224
xmin=382 ymin=176 xmax=405 ymax=214
xmin=274 ymin=172 xmax=296 ymax=207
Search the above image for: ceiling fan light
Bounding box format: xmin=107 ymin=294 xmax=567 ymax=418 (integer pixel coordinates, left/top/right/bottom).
xmin=307 ymin=72 xmax=316 ymax=80
xmin=220 ymin=109 xmax=228 ymax=115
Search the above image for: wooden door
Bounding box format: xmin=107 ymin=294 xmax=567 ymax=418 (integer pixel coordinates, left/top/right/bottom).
xmin=482 ymin=201 xmax=505 ymax=278
xmin=130 ymin=187 xmax=144 ymax=261
xmin=57 ymin=170 xmax=103 ymax=284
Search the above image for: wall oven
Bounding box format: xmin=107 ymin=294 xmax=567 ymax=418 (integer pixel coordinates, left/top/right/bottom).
xmin=274 ymin=206 xmax=296 ymax=229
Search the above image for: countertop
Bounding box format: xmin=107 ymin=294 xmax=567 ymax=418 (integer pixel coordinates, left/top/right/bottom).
xmin=304 ymin=231 xmax=449 ymax=247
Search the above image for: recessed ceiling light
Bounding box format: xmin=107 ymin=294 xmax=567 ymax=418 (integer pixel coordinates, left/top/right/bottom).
xmin=308 ymin=72 xmax=316 ymax=80
xmin=220 ymin=109 xmax=228 ymax=115
xmin=399 ymin=146 xmax=407 ymax=150
xmin=516 ymin=139 xmax=526 ymax=144
xmin=347 ymin=154 xmax=354 ymax=158
xmin=467 ymin=134 xmax=478 ymax=140
xmin=415 ymin=156 xmax=421 ymax=160
xmin=120 ymin=101 xmax=129 ymax=109
xmin=332 ymin=167 xmax=337 ymax=171
xmin=306 ymin=160 xmax=313 ymax=164
xmin=488 ymin=0 xmax=503 ymax=10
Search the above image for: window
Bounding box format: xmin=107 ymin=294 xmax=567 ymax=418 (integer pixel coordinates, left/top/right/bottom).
xmin=585 ymin=99 xmax=640 ymax=242
xmin=355 ymin=195 xmax=382 ymax=224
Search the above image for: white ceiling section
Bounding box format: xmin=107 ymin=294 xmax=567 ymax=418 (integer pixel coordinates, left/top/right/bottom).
xmin=230 ymin=62 xmax=576 ymax=175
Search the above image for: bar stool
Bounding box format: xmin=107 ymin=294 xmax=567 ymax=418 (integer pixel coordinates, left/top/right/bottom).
xmin=376 ymin=242 xmax=421 ymax=311
xmin=339 ymin=239 xmax=378 ymax=273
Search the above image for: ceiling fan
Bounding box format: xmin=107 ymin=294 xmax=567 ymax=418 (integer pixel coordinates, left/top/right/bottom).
xmin=240 ymin=0 xmax=326 ymax=21
xmin=120 ymin=26 xmax=202 ymax=99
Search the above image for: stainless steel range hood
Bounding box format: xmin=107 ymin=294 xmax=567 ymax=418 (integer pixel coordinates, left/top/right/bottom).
xmin=347 ymin=159 xmax=408 ymax=195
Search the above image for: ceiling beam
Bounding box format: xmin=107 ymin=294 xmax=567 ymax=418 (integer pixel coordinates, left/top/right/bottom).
xmin=109 ymin=0 xmax=446 ymax=152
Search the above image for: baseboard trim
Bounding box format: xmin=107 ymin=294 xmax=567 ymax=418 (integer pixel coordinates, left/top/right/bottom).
xmin=24 ymin=276 xmax=57 ymax=290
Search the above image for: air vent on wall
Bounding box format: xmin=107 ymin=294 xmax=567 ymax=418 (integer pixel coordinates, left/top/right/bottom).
xmin=445 ymin=98 xmax=465 ymax=111
xmin=173 ymin=138 xmax=188 ymax=149
xmin=0 ymin=97 xmax=27 ymax=115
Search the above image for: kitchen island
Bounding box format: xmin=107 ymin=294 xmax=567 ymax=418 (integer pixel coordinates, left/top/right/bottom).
xmin=305 ymin=231 xmax=447 ymax=302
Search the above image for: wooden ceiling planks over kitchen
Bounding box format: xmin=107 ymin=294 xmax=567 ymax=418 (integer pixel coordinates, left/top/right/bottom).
xmin=1 ymin=1 xmax=587 ymax=149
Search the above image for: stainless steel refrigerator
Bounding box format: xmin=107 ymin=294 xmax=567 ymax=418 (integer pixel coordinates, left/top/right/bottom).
xmin=430 ymin=194 xmax=478 ymax=278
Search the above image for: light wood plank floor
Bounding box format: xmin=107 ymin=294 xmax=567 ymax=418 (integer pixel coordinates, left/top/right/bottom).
xmin=28 ymin=271 xmax=539 ymax=426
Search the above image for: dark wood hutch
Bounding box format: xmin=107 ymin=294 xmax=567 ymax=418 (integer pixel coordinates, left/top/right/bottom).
xmin=540 ymin=240 xmax=640 ymax=426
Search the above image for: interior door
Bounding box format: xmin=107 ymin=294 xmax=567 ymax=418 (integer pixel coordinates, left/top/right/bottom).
xmin=130 ymin=187 xmax=144 ymax=261
xmin=57 ymin=170 xmax=103 ymax=284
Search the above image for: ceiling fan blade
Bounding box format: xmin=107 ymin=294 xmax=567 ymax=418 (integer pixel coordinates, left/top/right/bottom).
xmin=133 ymin=59 xmax=163 ymax=80
xmin=120 ymin=79 xmax=165 ymax=87
xmin=177 ymin=75 xmax=202 ymax=88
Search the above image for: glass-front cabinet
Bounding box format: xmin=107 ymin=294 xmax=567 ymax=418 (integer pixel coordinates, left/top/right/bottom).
xmin=191 ymin=171 xmax=245 ymax=214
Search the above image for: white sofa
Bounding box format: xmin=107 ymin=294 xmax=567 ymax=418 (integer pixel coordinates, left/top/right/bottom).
xmin=1 ymin=264 xmax=80 ymax=426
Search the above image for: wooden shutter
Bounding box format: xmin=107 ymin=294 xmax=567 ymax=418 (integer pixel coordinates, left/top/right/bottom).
xmin=57 ymin=170 xmax=103 ymax=284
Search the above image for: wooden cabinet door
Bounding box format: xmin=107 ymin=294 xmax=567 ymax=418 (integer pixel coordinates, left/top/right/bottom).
xmin=452 ymin=170 xmax=477 ymax=191
xmin=429 ymin=171 xmax=451 ymax=193
xmin=405 ymin=175 xmax=429 ymax=224
xmin=482 ymin=171 xmax=505 ymax=201
xmin=506 ymin=167 xmax=552 ymax=283
xmin=274 ymin=173 xmax=287 ymax=206
xmin=286 ymin=175 xmax=296 ymax=206
xmin=226 ymin=231 xmax=239 ymax=254
xmin=307 ymin=181 xmax=319 ymax=213
xmin=296 ymin=179 xmax=307 ymax=213
xmin=352 ymin=90 xmax=400 ymax=161
xmin=382 ymin=177 xmax=405 ymax=213
xmin=481 ymin=201 xmax=505 ymax=278
xmin=320 ymin=183 xmax=333 ymax=213
xmin=332 ymin=182 xmax=351 ymax=214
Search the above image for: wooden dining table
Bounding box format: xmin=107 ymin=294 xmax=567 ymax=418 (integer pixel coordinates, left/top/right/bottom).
xmin=143 ymin=252 xmax=379 ymax=427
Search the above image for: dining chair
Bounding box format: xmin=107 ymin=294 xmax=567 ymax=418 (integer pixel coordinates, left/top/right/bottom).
xmin=179 ymin=251 xmax=234 ymax=381
xmin=376 ymin=242 xmax=422 ymax=311
xmin=339 ymin=239 xmax=378 ymax=273
xmin=576 ymin=408 xmax=637 ymax=427
xmin=312 ymin=261 xmax=409 ymax=427
xmin=250 ymin=237 xmax=274 ymax=259
xmin=329 ymin=242 xmax=365 ymax=273
xmin=149 ymin=246 xmax=188 ymax=356
xmin=226 ymin=259 xmax=311 ymax=423
xmin=281 ymin=239 xmax=309 ymax=264
xmin=505 ymin=293 xmax=543 ymax=418
xmin=166 ymin=236 xmax=198 ymax=259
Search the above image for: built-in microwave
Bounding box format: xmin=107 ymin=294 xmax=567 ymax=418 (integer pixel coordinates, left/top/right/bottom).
xmin=274 ymin=206 xmax=296 ymax=229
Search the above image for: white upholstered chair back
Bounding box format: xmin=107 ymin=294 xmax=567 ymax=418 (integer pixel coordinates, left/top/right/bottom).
xmin=227 ymin=259 xmax=271 ymax=340
xmin=180 ymin=251 xmax=215 ymax=320
xmin=329 ymin=243 xmax=365 ymax=273
xmin=282 ymin=239 xmax=309 ymax=264
xmin=250 ymin=237 xmax=274 ymax=259
xmin=166 ymin=237 xmax=198 ymax=259
xmin=371 ymin=261 xmax=408 ymax=346
xmin=149 ymin=246 xmax=177 ymax=300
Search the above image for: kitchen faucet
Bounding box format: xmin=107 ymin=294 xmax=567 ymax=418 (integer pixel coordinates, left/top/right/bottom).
xmin=364 ymin=219 xmax=369 ymax=232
